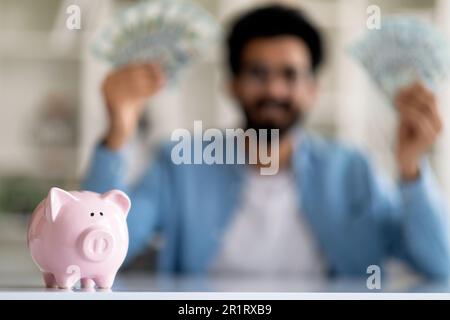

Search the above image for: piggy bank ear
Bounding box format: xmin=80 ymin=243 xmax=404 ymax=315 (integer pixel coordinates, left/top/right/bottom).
xmin=102 ymin=190 xmax=131 ymax=217
xmin=45 ymin=187 xmax=78 ymax=222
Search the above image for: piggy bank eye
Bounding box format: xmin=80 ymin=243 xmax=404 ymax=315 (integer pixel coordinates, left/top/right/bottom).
xmin=100 ymin=212 xmax=104 ymax=216
xmin=90 ymin=212 xmax=94 ymax=217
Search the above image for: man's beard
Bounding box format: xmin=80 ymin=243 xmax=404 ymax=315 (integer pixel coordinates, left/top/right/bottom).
xmin=243 ymin=97 xmax=303 ymax=141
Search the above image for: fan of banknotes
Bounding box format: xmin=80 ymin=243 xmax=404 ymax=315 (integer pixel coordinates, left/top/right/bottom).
xmin=92 ymin=0 xmax=221 ymax=80
xmin=349 ymin=17 xmax=450 ymax=101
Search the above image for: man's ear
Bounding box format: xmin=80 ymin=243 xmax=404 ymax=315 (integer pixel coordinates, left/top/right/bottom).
xmin=45 ymin=187 xmax=78 ymax=222
xmin=102 ymin=190 xmax=131 ymax=217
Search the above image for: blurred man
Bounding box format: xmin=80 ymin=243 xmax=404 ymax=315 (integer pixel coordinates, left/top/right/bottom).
xmin=83 ymin=5 xmax=450 ymax=279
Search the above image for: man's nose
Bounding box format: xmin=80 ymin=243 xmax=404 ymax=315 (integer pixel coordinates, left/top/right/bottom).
xmin=263 ymin=76 xmax=290 ymax=99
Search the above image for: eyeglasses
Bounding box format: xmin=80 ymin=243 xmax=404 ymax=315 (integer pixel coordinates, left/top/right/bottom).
xmin=240 ymin=64 xmax=314 ymax=88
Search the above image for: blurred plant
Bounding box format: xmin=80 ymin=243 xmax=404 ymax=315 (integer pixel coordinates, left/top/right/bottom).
xmin=0 ymin=177 xmax=73 ymax=215
xmin=29 ymin=92 xmax=79 ymax=179
xmin=32 ymin=93 xmax=78 ymax=147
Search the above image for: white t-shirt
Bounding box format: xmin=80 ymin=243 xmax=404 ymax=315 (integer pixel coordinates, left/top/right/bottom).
xmin=210 ymin=168 xmax=327 ymax=278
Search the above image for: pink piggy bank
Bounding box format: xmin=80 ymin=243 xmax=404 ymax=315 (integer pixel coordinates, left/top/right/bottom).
xmin=27 ymin=187 xmax=131 ymax=289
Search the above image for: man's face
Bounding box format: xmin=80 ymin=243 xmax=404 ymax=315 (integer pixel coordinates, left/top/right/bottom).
xmin=232 ymin=36 xmax=317 ymax=135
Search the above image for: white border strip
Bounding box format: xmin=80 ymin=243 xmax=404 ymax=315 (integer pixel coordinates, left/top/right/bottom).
xmin=2 ymin=292 xmax=450 ymax=300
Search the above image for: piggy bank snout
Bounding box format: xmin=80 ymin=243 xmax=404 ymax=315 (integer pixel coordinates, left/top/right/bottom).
xmin=79 ymin=228 xmax=115 ymax=262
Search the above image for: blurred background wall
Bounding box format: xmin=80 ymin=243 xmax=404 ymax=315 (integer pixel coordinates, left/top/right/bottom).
xmin=0 ymin=0 xmax=449 ymax=281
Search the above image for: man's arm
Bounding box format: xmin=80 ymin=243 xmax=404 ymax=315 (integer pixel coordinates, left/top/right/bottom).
xmin=394 ymin=161 xmax=450 ymax=279
xmin=380 ymin=81 xmax=449 ymax=279
xmin=351 ymin=151 xmax=450 ymax=280
xmin=82 ymin=63 xmax=167 ymax=265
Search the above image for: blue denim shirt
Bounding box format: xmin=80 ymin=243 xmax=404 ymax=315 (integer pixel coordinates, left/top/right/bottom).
xmin=82 ymin=133 xmax=450 ymax=279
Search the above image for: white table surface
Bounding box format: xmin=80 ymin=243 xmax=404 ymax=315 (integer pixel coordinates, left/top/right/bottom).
xmin=2 ymin=271 xmax=450 ymax=299
xmin=2 ymin=215 xmax=450 ymax=299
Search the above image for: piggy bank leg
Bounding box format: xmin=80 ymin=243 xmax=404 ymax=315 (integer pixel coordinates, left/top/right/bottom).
xmin=94 ymin=273 xmax=116 ymax=289
xmin=55 ymin=273 xmax=79 ymax=289
xmin=81 ymin=278 xmax=96 ymax=289
xmin=43 ymin=272 xmax=57 ymax=288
